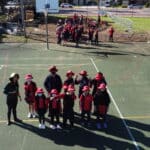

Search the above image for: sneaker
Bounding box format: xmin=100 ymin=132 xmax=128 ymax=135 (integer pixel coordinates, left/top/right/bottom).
xmin=28 ymin=113 xmax=32 ymax=118
xmin=103 ymin=122 xmax=108 ymax=129
xmin=96 ymin=123 xmax=101 ymax=129
xmin=56 ymin=124 xmax=62 ymax=129
xmin=39 ymin=124 xmax=42 ymax=129
xmin=32 ymin=113 xmax=36 ymax=118
xmin=50 ymin=124 xmax=56 ymax=130
xmin=7 ymin=121 xmax=12 ymax=126
xmin=41 ymin=124 xmax=46 ymax=129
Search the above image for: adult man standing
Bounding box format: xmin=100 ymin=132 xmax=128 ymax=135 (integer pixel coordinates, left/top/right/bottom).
xmin=44 ymin=66 xmax=62 ymax=94
xmin=44 ymin=66 xmax=62 ymax=117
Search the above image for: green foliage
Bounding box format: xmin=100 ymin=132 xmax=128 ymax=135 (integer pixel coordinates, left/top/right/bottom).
xmin=145 ymin=2 xmax=150 ymax=8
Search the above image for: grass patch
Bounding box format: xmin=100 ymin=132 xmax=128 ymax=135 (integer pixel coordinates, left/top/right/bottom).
xmin=126 ymin=17 xmax=150 ymax=32
xmin=101 ymin=16 xmax=150 ymax=33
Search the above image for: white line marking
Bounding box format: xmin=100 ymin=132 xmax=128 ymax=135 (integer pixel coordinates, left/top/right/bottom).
xmin=0 ymin=65 xmax=4 ymax=70
xmin=20 ymin=130 xmax=28 ymax=150
xmin=0 ymin=57 xmax=91 ymax=60
xmin=0 ymin=63 xmax=93 ymax=67
xmin=90 ymin=58 xmax=140 ymax=150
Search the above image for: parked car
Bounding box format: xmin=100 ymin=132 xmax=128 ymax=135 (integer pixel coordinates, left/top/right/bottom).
xmin=2 ymin=22 xmax=21 ymax=35
xmin=105 ymin=2 xmax=111 ymax=7
xmin=128 ymin=4 xmax=143 ymax=9
xmin=5 ymin=1 xmax=19 ymax=9
xmin=60 ymin=3 xmax=73 ymax=8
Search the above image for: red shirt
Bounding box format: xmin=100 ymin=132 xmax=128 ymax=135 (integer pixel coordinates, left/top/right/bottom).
xmin=24 ymin=81 xmax=37 ymax=102
xmin=80 ymin=94 xmax=93 ymax=111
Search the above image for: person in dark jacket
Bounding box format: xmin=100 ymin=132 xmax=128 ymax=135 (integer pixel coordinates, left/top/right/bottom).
xmin=62 ymin=86 xmax=76 ymax=129
xmin=75 ymin=70 xmax=91 ymax=98
xmin=91 ymin=72 xmax=107 ymax=115
xmin=35 ymin=88 xmax=49 ymax=129
xmin=24 ymin=74 xmax=37 ymax=118
xmin=44 ymin=66 xmax=62 ymax=95
xmin=3 ymin=73 xmax=22 ymax=125
xmin=63 ymin=70 xmax=75 ymax=93
xmin=44 ymin=66 xmax=62 ymax=117
xmin=91 ymin=72 xmax=107 ymax=96
xmin=94 ymin=83 xmax=110 ymax=129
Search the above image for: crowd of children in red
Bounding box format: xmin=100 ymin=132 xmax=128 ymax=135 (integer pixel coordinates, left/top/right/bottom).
xmin=4 ymin=66 xmax=111 ymax=130
xmin=56 ymin=13 xmax=115 ymax=47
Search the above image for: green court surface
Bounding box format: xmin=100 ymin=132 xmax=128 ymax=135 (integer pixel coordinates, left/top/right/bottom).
xmin=0 ymin=42 xmax=150 ymax=150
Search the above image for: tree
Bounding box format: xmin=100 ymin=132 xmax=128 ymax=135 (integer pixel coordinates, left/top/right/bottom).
xmin=0 ymin=0 xmax=6 ymax=13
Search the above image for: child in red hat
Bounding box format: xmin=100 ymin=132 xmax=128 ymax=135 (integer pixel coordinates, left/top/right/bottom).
xmin=75 ymin=70 xmax=91 ymax=98
xmin=63 ymin=70 xmax=75 ymax=93
xmin=62 ymin=86 xmax=76 ymax=129
xmin=80 ymin=86 xmax=93 ymax=126
xmin=24 ymin=74 xmax=37 ymax=118
xmin=91 ymin=72 xmax=107 ymax=114
xmin=35 ymin=88 xmax=49 ymax=129
xmin=93 ymin=83 xmax=110 ymax=129
xmin=48 ymin=89 xmax=62 ymax=130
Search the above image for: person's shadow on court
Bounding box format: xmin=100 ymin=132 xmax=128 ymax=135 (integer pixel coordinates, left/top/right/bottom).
xmin=13 ymin=115 xmax=146 ymax=150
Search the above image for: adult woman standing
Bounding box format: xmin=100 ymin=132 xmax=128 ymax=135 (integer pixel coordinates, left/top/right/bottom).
xmin=3 ymin=73 xmax=22 ymax=125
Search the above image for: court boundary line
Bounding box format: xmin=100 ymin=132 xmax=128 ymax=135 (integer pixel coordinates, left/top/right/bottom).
xmin=0 ymin=114 xmax=149 ymax=124
xmin=0 ymin=65 xmax=4 ymax=70
xmin=90 ymin=58 xmax=140 ymax=150
xmin=0 ymin=63 xmax=93 ymax=67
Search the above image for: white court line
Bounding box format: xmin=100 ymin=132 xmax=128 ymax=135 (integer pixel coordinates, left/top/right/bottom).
xmin=0 ymin=65 xmax=4 ymax=70
xmin=90 ymin=58 xmax=140 ymax=150
xmin=0 ymin=63 xmax=91 ymax=67
xmin=0 ymin=57 xmax=91 ymax=60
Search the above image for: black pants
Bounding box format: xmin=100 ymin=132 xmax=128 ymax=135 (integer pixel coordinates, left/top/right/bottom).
xmin=38 ymin=109 xmax=46 ymax=124
xmin=57 ymin=36 xmax=62 ymax=44
xmin=63 ymin=109 xmax=74 ymax=127
xmin=109 ymin=35 xmax=113 ymax=42
xmin=95 ymin=38 xmax=98 ymax=45
xmin=50 ymin=109 xmax=60 ymax=125
xmin=7 ymin=100 xmax=18 ymax=122
xmin=81 ymin=110 xmax=91 ymax=122
xmin=78 ymin=87 xmax=83 ymax=98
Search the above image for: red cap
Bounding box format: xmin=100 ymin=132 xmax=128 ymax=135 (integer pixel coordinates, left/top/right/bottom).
xmin=36 ymin=88 xmax=44 ymax=93
xmin=79 ymin=70 xmax=88 ymax=76
xmin=66 ymin=70 xmax=74 ymax=77
xmin=51 ymin=89 xmax=58 ymax=94
xmin=49 ymin=66 xmax=58 ymax=72
xmin=98 ymin=83 xmax=106 ymax=90
xmin=95 ymin=73 xmax=103 ymax=81
xmin=25 ymin=74 xmax=33 ymax=80
xmin=82 ymin=86 xmax=90 ymax=92
xmin=63 ymin=85 xmax=68 ymax=90
xmin=68 ymin=87 xmax=75 ymax=92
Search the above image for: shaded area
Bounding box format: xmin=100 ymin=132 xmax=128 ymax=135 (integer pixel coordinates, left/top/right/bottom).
xmin=6 ymin=114 xmax=149 ymax=150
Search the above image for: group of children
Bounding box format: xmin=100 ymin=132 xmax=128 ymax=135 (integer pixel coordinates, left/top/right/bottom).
xmin=23 ymin=66 xmax=110 ymax=130
xmin=56 ymin=13 xmax=101 ymax=47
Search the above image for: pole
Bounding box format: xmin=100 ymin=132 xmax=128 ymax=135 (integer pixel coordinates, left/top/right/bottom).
xmin=20 ymin=0 xmax=26 ymax=37
xmin=45 ymin=10 xmax=49 ymax=50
